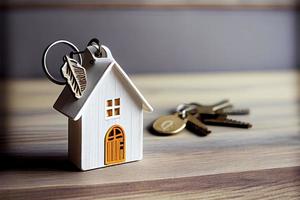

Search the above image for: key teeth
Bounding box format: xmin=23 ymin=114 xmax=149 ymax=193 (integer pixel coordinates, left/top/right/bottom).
xmin=202 ymin=118 xmax=252 ymax=129
xmin=227 ymin=119 xmax=252 ymax=127
xmin=221 ymin=108 xmax=250 ymax=115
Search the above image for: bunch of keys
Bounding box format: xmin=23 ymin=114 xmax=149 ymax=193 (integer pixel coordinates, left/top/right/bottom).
xmin=152 ymin=100 xmax=252 ymax=136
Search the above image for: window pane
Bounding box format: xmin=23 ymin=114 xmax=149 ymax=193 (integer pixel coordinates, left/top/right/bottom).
xmin=115 ymin=128 xmax=121 ymax=134
xmin=109 ymin=131 xmax=114 ymax=137
xmin=115 ymin=108 xmax=120 ymax=115
xmin=107 ymin=109 xmax=113 ymax=117
xmin=115 ymin=98 xmax=120 ymax=106
xmin=107 ymin=100 xmax=113 ymax=107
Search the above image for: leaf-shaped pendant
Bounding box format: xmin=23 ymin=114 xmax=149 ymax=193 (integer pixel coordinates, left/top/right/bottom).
xmin=61 ymin=55 xmax=87 ymax=99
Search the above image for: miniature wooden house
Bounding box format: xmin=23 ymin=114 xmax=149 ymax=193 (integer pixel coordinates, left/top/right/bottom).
xmin=54 ymin=45 xmax=153 ymax=170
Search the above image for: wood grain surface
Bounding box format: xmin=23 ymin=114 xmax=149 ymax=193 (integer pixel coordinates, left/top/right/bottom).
xmin=0 ymin=70 xmax=300 ymax=199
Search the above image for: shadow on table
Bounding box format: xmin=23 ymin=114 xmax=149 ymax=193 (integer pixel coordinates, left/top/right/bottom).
xmin=0 ymin=1 xmax=12 ymax=171
xmin=0 ymin=6 xmax=78 ymax=172
xmin=0 ymin=6 xmax=73 ymax=172
xmin=0 ymin=153 xmax=78 ymax=171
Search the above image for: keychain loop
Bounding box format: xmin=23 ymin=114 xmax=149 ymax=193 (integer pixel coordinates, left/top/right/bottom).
xmin=87 ymin=38 xmax=101 ymax=57
xmin=176 ymin=103 xmax=197 ymax=118
xmin=42 ymin=40 xmax=82 ymax=85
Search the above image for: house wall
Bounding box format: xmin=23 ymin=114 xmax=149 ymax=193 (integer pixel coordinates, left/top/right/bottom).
xmin=68 ymin=118 xmax=82 ymax=169
xmin=80 ymin=64 xmax=143 ymax=170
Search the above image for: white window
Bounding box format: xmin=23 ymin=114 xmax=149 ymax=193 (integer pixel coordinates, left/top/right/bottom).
xmin=106 ymin=98 xmax=120 ymax=119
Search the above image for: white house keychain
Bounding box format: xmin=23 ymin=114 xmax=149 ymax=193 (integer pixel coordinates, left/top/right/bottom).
xmin=42 ymin=39 xmax=153 ymax=171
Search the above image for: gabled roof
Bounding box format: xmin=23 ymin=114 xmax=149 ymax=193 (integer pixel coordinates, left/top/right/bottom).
xmin=53 ymin=46 xmax=153 ymax=120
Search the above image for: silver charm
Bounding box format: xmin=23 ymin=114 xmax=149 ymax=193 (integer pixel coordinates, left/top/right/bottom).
xmin=61 ymin=55 xmax=87 ymax=99
xmin=42 ymin=40 xmax=87 ymax=99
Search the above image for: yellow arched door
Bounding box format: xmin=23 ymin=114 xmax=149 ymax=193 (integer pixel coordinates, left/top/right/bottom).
xmin=105 ymin=125 xmax=126 ymax=165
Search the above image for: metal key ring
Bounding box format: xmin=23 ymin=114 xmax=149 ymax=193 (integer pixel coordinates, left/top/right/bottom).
xmin=42 ymin=40 xmax=82 ymax=85
xmin=176 ymin=103 xmax=197 ymax=118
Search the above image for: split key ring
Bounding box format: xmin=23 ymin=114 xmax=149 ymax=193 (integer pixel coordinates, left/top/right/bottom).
xmin=42 ymin=40 xmax=83 ymax=85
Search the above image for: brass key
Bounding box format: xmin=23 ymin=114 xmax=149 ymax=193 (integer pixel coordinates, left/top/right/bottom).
xmin=191 ymin=100 xmax=233 ymax=115
xmin=153 ymin=104 xmax=212 ymax=136
xmin=216 ymin=108 xmax=250 ymax=115
xmin=192 ymin=100 xmax=249 ymax=116
xmin=153 ymin=113 xmax=188 ymax=135
xmin=176 ymin=104 xmax=211 ymax=136
xmin=186 ymin=113 xmax=211 ymax=136
xmin=187 ymin=100 xmax=252 ymax=129
xmin=201 ymin=114 xmax=252 ymax=129
xmin=152 ymin=100 xmax=252 ymax=137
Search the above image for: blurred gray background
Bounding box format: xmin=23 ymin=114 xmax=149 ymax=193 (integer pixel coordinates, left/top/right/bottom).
xmin=1 ymin=1 xmax=299 ymax=77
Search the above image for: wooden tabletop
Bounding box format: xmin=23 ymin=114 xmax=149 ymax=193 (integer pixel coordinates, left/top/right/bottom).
xmin=1 ymin=70 xmax=300 ymax=199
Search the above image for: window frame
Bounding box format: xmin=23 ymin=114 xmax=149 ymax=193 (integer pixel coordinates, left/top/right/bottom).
xmin=105 ymin=98 xmax=121 ymax=119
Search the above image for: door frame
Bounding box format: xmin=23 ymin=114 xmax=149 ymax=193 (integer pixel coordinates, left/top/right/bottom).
xmin=104 ymin=125 xmax=126 ymax=165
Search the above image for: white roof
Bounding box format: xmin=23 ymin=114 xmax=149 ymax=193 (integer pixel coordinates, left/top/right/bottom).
xmin=54 ymin=46 xmax=153 ymax=120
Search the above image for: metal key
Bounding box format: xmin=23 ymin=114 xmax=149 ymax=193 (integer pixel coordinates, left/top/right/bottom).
xmin=153 ymin=104 xmax=212 ymax=136
xmin=192 ymin=100 xmax=249 ymax=116
xmin=177 ymin=104 xmax=212 ymax=136
xmin=191 ymin=100 xmax=233 ymax=115
xmin=152 ymin=112 xmax=187 ymax=135
xmin=201 ymin=114 xmax=252 ymax=129
xmin=152 ymin=104 xmax=197 ymax=135
xmin=216 ymin=108 xmax=250 ymax=115
xmin=186 ymin=113 xmax=211 ymax=136
xmin=153 ymin=100 xmax=252 ymax=136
